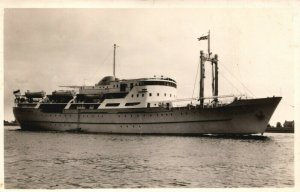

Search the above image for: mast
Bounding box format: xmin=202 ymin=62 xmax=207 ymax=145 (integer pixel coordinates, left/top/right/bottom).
xmin=200 ymin=51 xmax=205 ymax=107
xmin=208 ymin=30 xmax=211 ymax=58
xmin=113 ymin=44 xmax=116 ymax=77
xmin=213 ymin=54 xmax=219 ymax=102
xmin=198 ymin=31 xmax=219 ymax=107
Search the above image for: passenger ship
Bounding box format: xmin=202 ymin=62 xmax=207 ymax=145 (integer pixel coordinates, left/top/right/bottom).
xmin=13 ymin=37 xmax=281 ymax=135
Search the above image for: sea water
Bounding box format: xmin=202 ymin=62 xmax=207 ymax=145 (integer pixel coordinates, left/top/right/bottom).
xmin=4 ymin=126 xmax=294 ymax=188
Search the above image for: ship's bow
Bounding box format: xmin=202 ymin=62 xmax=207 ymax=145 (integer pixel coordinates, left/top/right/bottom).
xmin=228 ymin=96 xmax=282 ymax=134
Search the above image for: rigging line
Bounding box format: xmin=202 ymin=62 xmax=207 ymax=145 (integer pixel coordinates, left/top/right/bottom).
xmin=236 ymin=62 xmax=244 ymax=90
xmin=220 ymin=62 xmax=254 ymax=96
xmin=101 ymin=49 xmax=113 ymax=66
xmin=281 ymin=99 xmax=295 ymax=108
xmin=219 ymin=72 xmax=243 ymax=95
xmin=219 ymin=61 xmax=255 ymax=97
xmin=93 ymin=48 xmax=113 ymax=78
xmin=191 ymin=62 xmax=200 ymax=101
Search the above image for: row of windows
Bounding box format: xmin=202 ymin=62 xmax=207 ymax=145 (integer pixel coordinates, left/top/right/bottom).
xmin=39 ymin=111 xmax=193 ymax=118
xmin=131 ymin=93 xmax=175 ymax=98
xmin=105 ymin=102 xmax=141 ymax=107
xmin=139 ymin=81 xmax=177 ymax=88
xmin=111 ymin=81 xmax=177 ymax=89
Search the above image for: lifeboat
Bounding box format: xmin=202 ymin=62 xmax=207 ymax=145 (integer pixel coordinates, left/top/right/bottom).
xmin=25 ymin=91 xmax=46 ymax=98
xmin=52 ymin=90 xmax=76 ymax=97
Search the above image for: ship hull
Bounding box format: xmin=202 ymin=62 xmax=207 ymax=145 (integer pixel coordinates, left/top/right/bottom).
xmin=13 ymin=97 xmax=281 ymax=135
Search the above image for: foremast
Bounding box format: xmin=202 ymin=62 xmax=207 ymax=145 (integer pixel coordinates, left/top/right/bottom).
xmin=198 ymin=31 xmax=219 ymax=107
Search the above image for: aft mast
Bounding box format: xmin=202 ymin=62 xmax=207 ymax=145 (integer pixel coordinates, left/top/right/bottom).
xmin=113 ymin=44 xmax=116 ymax=77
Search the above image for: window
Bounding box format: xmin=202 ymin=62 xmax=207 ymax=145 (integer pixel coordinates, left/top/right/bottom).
xmin=131 ymin=94 xmax=134 ymax=98
xmin=149 ymin=93 xmax=152 ymax=96
xmin=164 ymin=93 xmax=166 ymax=97
xmin=170 ymin=94 xmax=172 ymax=97
xmin=137 ymin=94 xmax=139 ymax=97
xmin=157 ymin=93 xmax=159 ymax=96
xmin=138 ymin=80 xmax=177 ymax=88
xmin=120 ymin=84 xmax=127 ymax=92
xmin=142 ymin=94 xmax=144 ymax=97
xmin=105 ymin=103 xmax=120 ymax=107
xmin=125 ymin=102 xmax=140 ymax=106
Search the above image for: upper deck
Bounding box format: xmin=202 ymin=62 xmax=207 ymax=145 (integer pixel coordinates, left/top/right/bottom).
xmin=78 ymin=76 xmax=177 ymax=95
xmin=14 ymin=75 xmax=178 ymax=109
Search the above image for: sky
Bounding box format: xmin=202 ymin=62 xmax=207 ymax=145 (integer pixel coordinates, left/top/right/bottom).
xmin=3 ymin=8 xmax=296 ymax=125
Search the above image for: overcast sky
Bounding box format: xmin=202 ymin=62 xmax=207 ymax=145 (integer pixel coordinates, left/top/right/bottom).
xmin=4 ymin=8 xmax=296 ymax=125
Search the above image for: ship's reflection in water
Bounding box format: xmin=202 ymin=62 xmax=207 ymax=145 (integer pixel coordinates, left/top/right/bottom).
xmin=4 ymin=126 xmax=293 ymax=188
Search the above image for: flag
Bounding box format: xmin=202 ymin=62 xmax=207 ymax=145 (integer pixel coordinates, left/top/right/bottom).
xmin=13 ymin=89 xmax=20 ymax=94
xmin=198 ymin=35 xmax=208 ymax=41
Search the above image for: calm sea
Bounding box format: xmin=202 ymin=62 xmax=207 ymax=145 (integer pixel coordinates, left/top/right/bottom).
xmin=4 ymin=126 xmax=294 ymax=188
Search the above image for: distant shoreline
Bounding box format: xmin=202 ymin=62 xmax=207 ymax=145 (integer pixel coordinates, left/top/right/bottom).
xmin=4 ymin=122 xmax=19 ymax=126
xmin=265 ymin=127 xmax=294 ymax=133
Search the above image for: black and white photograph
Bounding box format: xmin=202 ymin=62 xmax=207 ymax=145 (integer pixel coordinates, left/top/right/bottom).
xmin=1 ymin=0 xmax=298 ymax=190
